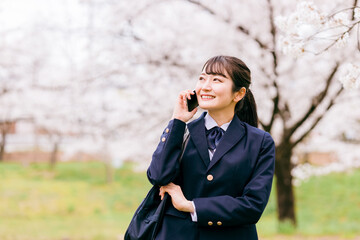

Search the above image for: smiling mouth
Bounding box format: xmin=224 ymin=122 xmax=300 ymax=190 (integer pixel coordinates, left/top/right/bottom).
xmin=201 ymin=95 xmax=215 ymax=100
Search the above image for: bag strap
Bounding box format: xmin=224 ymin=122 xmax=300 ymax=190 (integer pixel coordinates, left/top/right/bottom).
xmin=179 ymin=126 xmax=190 ymax=163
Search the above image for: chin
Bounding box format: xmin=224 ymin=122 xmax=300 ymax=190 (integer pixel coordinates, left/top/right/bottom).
xmin=199 ymin=103 xmax=215 ymax=111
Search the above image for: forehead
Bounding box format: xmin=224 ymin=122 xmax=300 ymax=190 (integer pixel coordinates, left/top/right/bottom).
xmin=201 ymin=70 xmax=229 ymax=79
xmin=202 ymin=60 xmax=230 ymax=78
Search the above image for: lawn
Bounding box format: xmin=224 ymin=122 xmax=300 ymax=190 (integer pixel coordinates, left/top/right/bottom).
xmin=257 ymin=168 xmax=360 ymax=238
xmin=0 ymin=161 xmax=359 ymax=240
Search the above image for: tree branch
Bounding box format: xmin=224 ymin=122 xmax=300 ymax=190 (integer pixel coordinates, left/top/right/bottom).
xmin=262 ymin=83 xmax=280 ymax=132
xmin=259 ymin=120 xmax=266 ymax=130
xmin=262 ymin=0 xmax=283 ymax=132
xmin=357 ymin=21 xmax=360 ymax=51
xmin=236 ymin=26 xmax=270 ymax=50
xmin=314 ymin=21 xmax=360 ymax=54
xmin=268 ymin=0 xmax=278 ymax=75
xmin=286 ymin=63 xmax=340 ymax=139
xmin=352 ymin=0 xmax=359 ymax=21
xmin=185 ymin=0 xmax=270 ymax=50
xmin=186 ymin=0 xmax=217 ymax=15
xmin=291 ymin=87 xmax=344 ymax=148
xmin=355 ymin=0 xmax=360 ymax=50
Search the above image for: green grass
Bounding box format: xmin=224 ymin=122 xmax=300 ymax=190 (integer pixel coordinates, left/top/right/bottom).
xmin=0 ymin=161 xmax=359 ymax=239
xmin=257 ymin=169 xmax=360 ymax=238
xmin=0 ymin=161 xmax=151 ymax=240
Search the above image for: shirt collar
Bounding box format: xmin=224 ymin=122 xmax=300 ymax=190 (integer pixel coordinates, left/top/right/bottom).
xmin=204 ymin=112 xmax=231 ymax=131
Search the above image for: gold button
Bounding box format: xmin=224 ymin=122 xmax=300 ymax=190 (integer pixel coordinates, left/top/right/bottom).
xmin=207 ymin=174 xmax=213 ymax=181
xmin=165 ymin=128 xmax=169 ymax=133
xmin=208 ymin=221 xmax=213 ymax=226
xmin=161 ymin=137 xmax=166 ymax=142
xmin=217 ymin=221 xmax=222 ymax=226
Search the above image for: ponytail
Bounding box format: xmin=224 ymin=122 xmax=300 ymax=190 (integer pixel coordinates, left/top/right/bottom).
xmin=235 ymin=89 xmax=258 ymax=128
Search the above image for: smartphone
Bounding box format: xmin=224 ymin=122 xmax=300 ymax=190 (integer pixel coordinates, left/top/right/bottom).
xmin=187 ymin=91 xmax=199 ymax=112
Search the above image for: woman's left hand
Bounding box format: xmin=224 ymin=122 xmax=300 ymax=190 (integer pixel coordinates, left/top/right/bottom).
xmin=160 ymin=183 xmax=194 ymax=213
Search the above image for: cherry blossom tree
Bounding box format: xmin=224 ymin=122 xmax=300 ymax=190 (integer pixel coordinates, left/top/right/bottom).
xmin=273 ymin=0 xmax=360 ymax=224
xmin=0 ymin=26 xmax=42 ymax=161
xmin=1 ymin=0 xmax=359 ymax=226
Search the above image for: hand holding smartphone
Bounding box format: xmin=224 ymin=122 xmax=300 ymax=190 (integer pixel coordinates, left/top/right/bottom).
xmin=187 ymin=91 xmax=199 ymax=112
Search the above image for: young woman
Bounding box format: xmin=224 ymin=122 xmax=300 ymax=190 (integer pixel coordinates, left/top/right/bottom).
xmin=147 ymin=55 xmax=275 ymax=240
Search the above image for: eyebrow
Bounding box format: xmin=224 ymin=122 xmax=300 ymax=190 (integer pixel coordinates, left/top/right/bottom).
xmin=200 ymin=72 xmax=227 ymax=78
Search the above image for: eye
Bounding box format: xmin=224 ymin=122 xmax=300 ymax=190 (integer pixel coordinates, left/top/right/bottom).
xmin=199 ymin=76 xmax=205 ymax=81
xmin=213 ymin=78 xmax=222 ymax=82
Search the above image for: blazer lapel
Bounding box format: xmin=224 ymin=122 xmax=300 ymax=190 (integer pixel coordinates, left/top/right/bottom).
xmin=187 ymin=113 xmax=210 ymax=167
xmin=207 ymin=115 xmax=246 ymax=171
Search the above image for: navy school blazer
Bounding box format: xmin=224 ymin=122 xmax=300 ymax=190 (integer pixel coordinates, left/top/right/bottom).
xmin=147 ymin=112 xmax=275 ymax=240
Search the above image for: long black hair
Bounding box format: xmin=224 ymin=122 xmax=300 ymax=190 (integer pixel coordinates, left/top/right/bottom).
xmin=202 ymin=55 xmax=258 ymax=127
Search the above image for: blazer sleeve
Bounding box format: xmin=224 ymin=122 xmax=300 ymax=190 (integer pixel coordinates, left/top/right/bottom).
xmin=147 ymin=118 xmax=186 ymax=186
xmin=193 ymin=132 xmax=275 ymax=227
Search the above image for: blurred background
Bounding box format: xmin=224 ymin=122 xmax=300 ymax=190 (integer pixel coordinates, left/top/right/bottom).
xmin=0 ymin=0 xmax=359 ymax=239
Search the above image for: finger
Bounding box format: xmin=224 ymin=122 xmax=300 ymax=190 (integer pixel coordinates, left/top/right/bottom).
xmin=166 ymin=182 xmax=176 ymax=188
xmin=180 ymin=97 xmax=188 ymax=109
xmin=159 ymin=187 xmax=165 ymax=200
xmin=178 ymin=91 xmax=186 ymax=101
xmin=181 ymin=90 xmax=189 ymax=96
xmin=161 ymin=185 xmax=169 ymax=192
xmin=164 ymin=184 xmax=177 ymax=195
xmin=161 ymin=183 xmax=174 ymax=195
xmin=180 ymin=92 xmax=187 ymax=103
xmin=180 ymin=90 xmax=191 ymax=100
xmin=186 ymin=90 xmax=193 ymax=100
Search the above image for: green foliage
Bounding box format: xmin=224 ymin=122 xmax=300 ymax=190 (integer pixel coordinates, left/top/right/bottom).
xmin=0 ymin=162 xmax=360 ymax=239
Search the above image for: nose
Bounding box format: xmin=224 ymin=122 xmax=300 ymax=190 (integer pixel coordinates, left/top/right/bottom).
xmin=201 ymin=79 xmax=212 ymax=91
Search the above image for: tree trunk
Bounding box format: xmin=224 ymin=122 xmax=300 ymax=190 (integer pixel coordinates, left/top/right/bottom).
xmin=105 ymin=162 xmax=113 ymax=184
xmin=0 ymin=129 xmax=6 ymax=162
xmin=49 ymin=141 xmax=59 ymax=170
xmin=101 ymin=141 xmax=113 ymax=184
xmin=275 ymin=141 xmax=296 ymax=225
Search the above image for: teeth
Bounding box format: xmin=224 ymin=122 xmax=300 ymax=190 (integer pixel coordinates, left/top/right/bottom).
xmin=202 ymin=96 xmax=215 ymax=99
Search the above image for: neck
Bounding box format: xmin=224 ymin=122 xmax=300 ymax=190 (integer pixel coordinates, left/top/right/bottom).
xmin=208 ymin=110 xmax=234 ymax=126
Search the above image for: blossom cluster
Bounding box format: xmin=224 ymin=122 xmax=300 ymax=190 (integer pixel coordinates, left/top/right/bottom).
xmin=275 ymin=1 xmax=325 ymax=56
xmin=276 ymin=1 xmax=360 ymax=89
xmin=339 ymin=63 xmax=360 ymax=89
xmin=276 ymin=1 xmax=359 ymax=56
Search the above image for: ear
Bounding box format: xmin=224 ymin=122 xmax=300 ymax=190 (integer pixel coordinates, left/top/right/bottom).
xmin=233 ymin=87 xmax=246 ymax=103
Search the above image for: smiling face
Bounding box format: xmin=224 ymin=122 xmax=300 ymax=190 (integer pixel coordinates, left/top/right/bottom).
xmin=195 ymin=69 xmax=245 ymax=116
xmin=195 ymin=55 xmax=254 ymax=125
